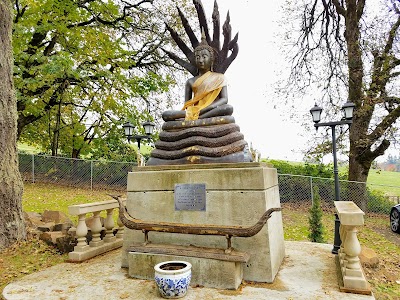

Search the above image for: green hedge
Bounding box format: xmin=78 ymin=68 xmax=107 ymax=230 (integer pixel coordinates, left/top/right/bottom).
xmin=367 ymin=188 xmax=394 ymax=214
xmin=264 ymin=159 xmax=339 ymax=178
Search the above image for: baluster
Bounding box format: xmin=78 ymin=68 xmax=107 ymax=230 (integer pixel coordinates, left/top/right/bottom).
xmin=343 ymin=225 xmax=362 ymax=276
xmin=89 ymin=211 xmax=104 ymax=247
xmin=74 ymin=213 xmax=90 ymax=251
xmin=334 ymin=201 xmax=370 ymax=293
xmin=339 ymin=224 xmax=347 ymax=272
xmin=103 ymin=208 xmax=116 ymax=243
xmin=116 ymin=216 xmax=124 ymax=239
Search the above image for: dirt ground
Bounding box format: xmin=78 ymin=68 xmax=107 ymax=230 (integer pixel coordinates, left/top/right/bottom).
xmin=362 ymin=224 xmax=400 ymax=300
xmin=372 ymin=226 xmax=400 ymax=246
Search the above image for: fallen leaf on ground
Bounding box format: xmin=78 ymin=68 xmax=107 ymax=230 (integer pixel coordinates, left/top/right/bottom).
xmin=119 ymin=292 xmax=130 ymax=299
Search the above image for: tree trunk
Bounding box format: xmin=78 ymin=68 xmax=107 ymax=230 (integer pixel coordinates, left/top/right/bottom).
xmin=0 ymin=0 xmax=26 ymax=248
xmin=72 ymin=148 xmax=81 ymax=159
xmin=51 ymin=102 xmax=62 ymax=156
xmin=345 ymin=0 xmax=369 ymax=211
xmin=348 ymin=137 xmax=370 ymax=211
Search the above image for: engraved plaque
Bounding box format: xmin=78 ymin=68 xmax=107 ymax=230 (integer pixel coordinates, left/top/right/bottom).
xmin=174 ymin=183 xmax=206 ymax=211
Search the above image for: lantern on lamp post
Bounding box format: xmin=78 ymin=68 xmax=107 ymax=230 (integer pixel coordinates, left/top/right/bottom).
xmin=122 ymin=120 xmax=155 ymax=149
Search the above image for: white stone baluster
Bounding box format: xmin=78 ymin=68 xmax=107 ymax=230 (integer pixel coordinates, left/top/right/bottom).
xmin=339 ymin=224 xmax=347 ymax=272
xmin=68 ymin=199 xmax=125 ymax=262
xmin=74 ymin=214 xmax=89 ymax=251
xmin=89 ymin=211 xmax=104 ymax=247
xmin=103 ymin=208 xmax=116 ymax=243
xmin=343 ymin=225 xmax=362 ymax=276
xmin=116 ymin=216 xmax=124 ymax=239
xmin=334 ymin=201 xmax=371 ymax=293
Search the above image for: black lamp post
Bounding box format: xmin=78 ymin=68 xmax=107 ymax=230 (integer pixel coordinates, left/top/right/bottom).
xmin=122 ymin=120 xmax=155 ymax=149
xmin=309 ymin=100 xmax=355 ymax=254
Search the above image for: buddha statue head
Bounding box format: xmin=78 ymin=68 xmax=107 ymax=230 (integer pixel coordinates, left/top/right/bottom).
xmin=194 ymin=30 xmax=215 ymax=72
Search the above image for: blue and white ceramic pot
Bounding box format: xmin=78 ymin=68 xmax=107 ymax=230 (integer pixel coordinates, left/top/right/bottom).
xmin=154 ymin=261 xmax=192 ymax=299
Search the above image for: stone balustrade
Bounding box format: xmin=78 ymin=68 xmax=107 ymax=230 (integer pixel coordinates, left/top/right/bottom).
xmin=68 ymin=199 xmax=125 ymax=262
xmin=334 ymin=201 xmax=371 ymax=294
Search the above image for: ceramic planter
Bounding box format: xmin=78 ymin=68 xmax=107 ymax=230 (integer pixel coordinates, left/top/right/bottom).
xmin=154 ymin=261 xmax=192 ymax=299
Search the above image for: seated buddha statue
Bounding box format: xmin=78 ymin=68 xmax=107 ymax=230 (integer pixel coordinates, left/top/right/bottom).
xmin=146 ymin=34 xmax=251 ymax=165
xmin=162 ymin=36 xmax=233 ymax=122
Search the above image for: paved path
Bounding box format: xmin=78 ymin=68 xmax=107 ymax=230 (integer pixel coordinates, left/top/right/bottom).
xmin=3 ymin=241 xmax=375 ymax=300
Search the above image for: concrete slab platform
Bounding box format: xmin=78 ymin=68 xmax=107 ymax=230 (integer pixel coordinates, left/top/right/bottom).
xmin=2 ymin=241 xmax=375 ymax=300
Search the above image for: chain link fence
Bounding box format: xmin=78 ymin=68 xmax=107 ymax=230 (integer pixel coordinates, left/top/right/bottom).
xmin=278 ymin=174 xmax=399 ymax=215
xmin=18 ymin=153 xmax=400 ymax=215
xmin=19 ymin=153 xmax=136 ymax=191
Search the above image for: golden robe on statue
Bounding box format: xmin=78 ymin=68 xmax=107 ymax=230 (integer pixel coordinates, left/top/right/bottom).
xmin=182 ymin=71 xmax=226 ymax=120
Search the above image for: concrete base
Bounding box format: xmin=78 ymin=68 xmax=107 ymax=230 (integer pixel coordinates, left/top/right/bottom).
xmin=122 ymin=163 xmax=285 ymax=286
xmin=68 ymin=239 xmax=122 ymax=262
xmin=128 ymin=252 xmax=243 ymax=290
xmin=3 ymin=242 xmax=376 ymax=300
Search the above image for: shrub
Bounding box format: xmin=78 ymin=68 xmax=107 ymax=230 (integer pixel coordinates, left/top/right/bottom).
xmin=264 ymin=159 xmax=348 ymax=179
xmin=308 ymin=186 xmax=325 ymax=243
xmin=367 ymin=188 xmax=394 ymax=214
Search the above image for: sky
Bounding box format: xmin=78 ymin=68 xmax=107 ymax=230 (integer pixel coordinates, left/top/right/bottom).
xmin=169 ymin=0 xmax=397 ymax=163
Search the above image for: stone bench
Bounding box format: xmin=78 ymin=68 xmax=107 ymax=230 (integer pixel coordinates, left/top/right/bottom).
xmin=334 ymin=201 xmax=371 ymax=295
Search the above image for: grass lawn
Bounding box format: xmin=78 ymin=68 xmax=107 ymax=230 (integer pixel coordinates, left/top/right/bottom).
xmin=22 ymin=182 xmax=125 ymax=224
xmin=1 ymin=183 xmax=399 ymax=299
xmin=368 ymin=169 xmax=400 ymax=197
xmin=17 ymin=142 xmax=41 ymax=154
xmin=22 ymin=182 xmax=123 ymax=216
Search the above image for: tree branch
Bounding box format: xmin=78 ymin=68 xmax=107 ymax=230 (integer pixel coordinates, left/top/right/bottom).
xmin=383 ymin=15 xmax=400 ymax=57
xmin=356 ymin=0 xmax=365 ymax=21
xmin=368 ymin=105 xmax=400 ymax=143
xmin=14 ymin=0 xmax=27 ymax=23
xmin=331 ymin=0 xmax=346 ymax=16
xmin=370 ymin=139 xmax=391 ymax=159
xmin=43 ymin=33 xmax=58 ymax=56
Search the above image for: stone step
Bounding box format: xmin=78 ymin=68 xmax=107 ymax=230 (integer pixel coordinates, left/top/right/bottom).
xmin=127 ymin=243 xmax=250 ymax=262
xmin=128 ymin=249 xmax=244 ymax=290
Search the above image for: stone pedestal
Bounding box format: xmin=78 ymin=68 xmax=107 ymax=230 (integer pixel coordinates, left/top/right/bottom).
xmin=128 ymin=252 xmax=243 ymax=290
xmin=121 ymin=162 xmax=285 ymax=287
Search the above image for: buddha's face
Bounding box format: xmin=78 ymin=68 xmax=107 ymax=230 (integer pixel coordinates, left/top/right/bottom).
xmin=195 ymin=49 xmax=212 ymax=71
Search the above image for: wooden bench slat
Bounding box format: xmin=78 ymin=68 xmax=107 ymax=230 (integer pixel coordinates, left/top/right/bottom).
xmin=127 ymin=243 xmax=250 ymax=263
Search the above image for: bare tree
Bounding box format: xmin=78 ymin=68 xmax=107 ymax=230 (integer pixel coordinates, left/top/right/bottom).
xmin=288 ymin=0 xmax=400 ymax=208
xmin=0 ymin=0 xmax=26 ymax=249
